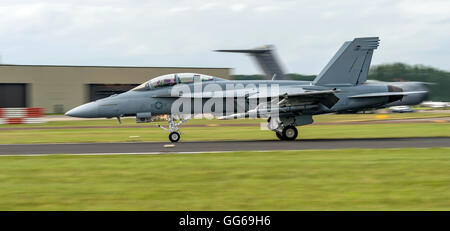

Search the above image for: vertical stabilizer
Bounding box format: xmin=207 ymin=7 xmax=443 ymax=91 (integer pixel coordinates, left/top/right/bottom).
xmin=313 ymin=37 xmax=379 ymax=86
xmin=215 ymin=45 xmax=287 ymax=80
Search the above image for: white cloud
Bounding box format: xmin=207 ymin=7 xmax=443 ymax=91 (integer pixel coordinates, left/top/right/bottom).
xmin=0 ymin=0 xmax=449 ymax=74
xmin=230 ymin=3 xmax=246 ymax=12
xmin=169 ymin=7 xmax=191 ymax=13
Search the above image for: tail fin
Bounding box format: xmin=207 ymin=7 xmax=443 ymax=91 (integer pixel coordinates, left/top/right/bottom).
xmin=313 ymin=37 xmax=379 ymax=86
xmin=215 ymin=45 xmax=287 ymax=80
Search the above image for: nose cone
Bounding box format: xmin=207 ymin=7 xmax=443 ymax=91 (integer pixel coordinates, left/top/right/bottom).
xmin=65 ymin=102 xmax=100 ymax=118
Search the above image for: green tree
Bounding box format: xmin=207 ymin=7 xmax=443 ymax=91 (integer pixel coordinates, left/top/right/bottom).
xmin=231 ymin=63 xmax=450 ymax=101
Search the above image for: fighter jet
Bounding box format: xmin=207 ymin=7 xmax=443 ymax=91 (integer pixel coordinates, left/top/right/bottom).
xmin=65 ymin=37 xmax=429 ymax=142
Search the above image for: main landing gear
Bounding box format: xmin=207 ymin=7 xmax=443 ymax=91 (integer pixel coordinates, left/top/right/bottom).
xmin=268 ymin=117 xmax=299 ymax=141
xmin=157 ymin=116 xmax=190 ymax=143
xmin=275 ymin=125 xmax=298 ymax=141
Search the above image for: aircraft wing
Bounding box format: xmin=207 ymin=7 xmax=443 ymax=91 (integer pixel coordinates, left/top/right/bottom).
xmin=217 ymin=88 xmax=340 ymax=120
xmin=154 ymin=87 xmax=339 ymax=108
xmin=248 ymin=88 xmax=340 ymax=109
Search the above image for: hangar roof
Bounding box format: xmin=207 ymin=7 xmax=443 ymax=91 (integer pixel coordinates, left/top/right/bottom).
xmin=0 ymin=64 xmax=230 ymax=69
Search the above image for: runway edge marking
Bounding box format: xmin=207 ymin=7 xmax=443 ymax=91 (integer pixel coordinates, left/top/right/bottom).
xmin=0 ymin=147 xmax=449 ymax=157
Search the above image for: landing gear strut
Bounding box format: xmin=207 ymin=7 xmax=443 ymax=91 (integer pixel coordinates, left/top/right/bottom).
xmin=157 ymin=116 xmax=190 ymax=142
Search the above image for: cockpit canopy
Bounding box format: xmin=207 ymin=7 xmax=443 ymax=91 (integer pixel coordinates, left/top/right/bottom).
xmin=132 ymin=73 xmax=215 ymax=91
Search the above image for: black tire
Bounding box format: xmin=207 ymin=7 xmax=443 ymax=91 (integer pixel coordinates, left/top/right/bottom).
xmin=276 ymin=131 xmax=285 ymax=140
xmin=282 ymin=126 xmax=298 ymax=141
xmin=169 ymin=132 xmax=180 ymax=143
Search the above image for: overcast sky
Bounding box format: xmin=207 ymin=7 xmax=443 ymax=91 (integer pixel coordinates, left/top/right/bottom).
xmin=0 ymin=0 xmax=449 ymax=75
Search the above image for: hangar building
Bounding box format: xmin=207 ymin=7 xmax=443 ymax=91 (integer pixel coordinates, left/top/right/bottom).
xmin=0 ymin=64 xmax=230 ymax=113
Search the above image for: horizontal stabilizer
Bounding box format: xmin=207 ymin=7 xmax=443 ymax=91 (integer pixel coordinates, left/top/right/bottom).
xmin=349 ymin=91 xmax=428 ymax=98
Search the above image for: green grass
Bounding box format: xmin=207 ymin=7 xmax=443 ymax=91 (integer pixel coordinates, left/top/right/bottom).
xmin=1 ymin=112 xmax=449 ymax=128
xmin=0 ymin=123 xmax=448 ymax=144
xmin=0 ymin=148 xmax=449 ymax=210
xmin=0 ymin=112 xmax=448 ymax=144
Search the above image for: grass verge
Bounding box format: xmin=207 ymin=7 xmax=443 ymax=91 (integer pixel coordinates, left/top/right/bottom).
xmin=0 ymin=148 xmax=448 ymax=210
xmin=0 ymin=123 xmax=448 ymax=144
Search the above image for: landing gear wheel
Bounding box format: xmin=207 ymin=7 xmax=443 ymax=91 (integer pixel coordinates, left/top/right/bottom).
xmin=282 ymin=126 xmax=298 ymax=141
xmin=169 ymin=132 xmax=180 ymax=143
xmin=276 ymin=132 xmax=285 ymax=140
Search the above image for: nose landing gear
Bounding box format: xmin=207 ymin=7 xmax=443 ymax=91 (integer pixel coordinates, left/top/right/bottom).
xmin=157 ymin=116 xmax=190 ymax=142
xmin=169 ymin=132 xmax=180 ymax=142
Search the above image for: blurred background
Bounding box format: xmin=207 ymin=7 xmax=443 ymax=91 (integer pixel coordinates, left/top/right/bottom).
xmin=1 ymin=0 xmax=449 ymax=114
xmin=0 ymin=0 xmax=449 ymax=211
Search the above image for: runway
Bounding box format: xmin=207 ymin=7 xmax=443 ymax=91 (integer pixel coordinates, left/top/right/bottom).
xmin=0 ymin=137 xmax=449 ymax=155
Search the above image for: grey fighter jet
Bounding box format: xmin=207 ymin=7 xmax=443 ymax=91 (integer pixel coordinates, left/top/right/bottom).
xmin=65 ymin=37 xmax=429 ymax=142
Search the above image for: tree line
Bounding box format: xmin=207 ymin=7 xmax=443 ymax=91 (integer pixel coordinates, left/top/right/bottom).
xmin=231 ymin=63 xmax=450 ymax=101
